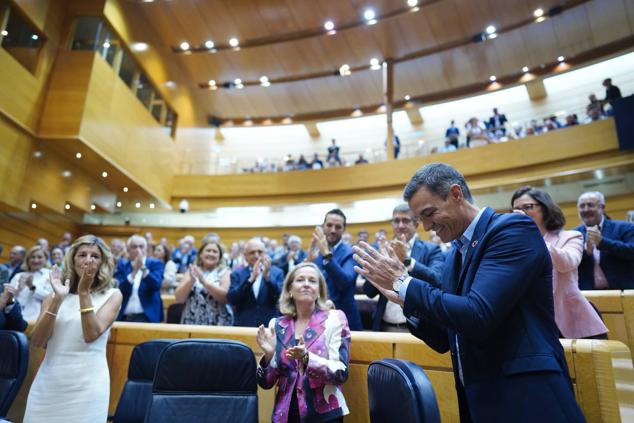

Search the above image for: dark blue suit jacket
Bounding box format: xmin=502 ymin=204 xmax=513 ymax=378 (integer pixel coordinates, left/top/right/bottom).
xmin=364 ymin=238 xmax=445 ymax=331
xmin=574 ymin=219 xmax=634 ymax=290
xmin=315 ymin=243 xmax=362 ymax=331
xmin=279 ymin=249 xmax=308 ymax=275
xmin=227 ymin=265 xmax=284 ymax=327
xmin=0 ymin=302 xmax=28 ymax=331
xmin=115 ymin=257 xmax=164 ymax=322
xmin=404 ymin=208 xmax=583 ymax=422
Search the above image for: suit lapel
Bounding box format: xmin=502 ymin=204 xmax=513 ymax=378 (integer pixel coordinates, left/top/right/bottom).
xmin=446 ymin=248 xmax=461 ymax=294
xmin=457 ymin=208 xmax=495 ymax=294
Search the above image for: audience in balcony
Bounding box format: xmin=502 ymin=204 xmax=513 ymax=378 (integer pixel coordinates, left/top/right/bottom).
xmin=465 ymin=117 xmax=493 ymax=148
xmin=153 ymin=243 xmax=177 ymax=293
xmin=8 ymin=245 xmax=52 ymax=321
xmin=327 ymin=138 xmax=342 ymax=166
xmin=256 ymin=262 xmax=350 ymax=423
xmin=311 ymin=153 xmax=324 ymax=170
xmin=488 ymin=108 xmax=508 ymax=135
xmin=116 ymin=235 xmax=164 ymax=323
xmin=355 ymin=154 xmax=368 ymax=164
xmin=175 ymin=240 xmax=233 ymax=326
xmin=575 ymin=192 xmax=634 ymax=290
xmin=603 ymin=78 xmax=622 ymax=108
xmin=445 ymin=120 xmax=460 ymax=149
xmin=307 ymin=209 xmax=362 ymax=331
xmin=227 ymin=238 xmax=284 ymax=327
xmin=511 ymin=187 xmax=608 ymax=339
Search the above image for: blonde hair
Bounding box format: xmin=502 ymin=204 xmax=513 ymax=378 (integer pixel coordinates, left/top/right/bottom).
xmin=278 ymin=262 xmax=334 ymax=317
xmin=62 ymin=235 xmax=116 ymax=294
xmin=21 ymin=245 xmax=50 ymax=271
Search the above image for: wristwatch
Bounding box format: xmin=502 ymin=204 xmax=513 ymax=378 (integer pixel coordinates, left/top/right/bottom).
xmin=323 ymin=252 xmax=333 ymax=261
xmin=403 ymin=257 xmax=412 ymax=267
xmin=393 ymin=272 xmax=411 ymax=293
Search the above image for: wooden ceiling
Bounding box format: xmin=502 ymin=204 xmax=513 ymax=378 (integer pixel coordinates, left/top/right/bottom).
xmin=120 ymin=0 xmax=634 ymax=126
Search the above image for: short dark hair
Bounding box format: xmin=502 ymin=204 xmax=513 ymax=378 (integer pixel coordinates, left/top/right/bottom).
xmin=324 ymin=208 xmax=347 ymax=227
xmin=403 ymin=163 xmax=473 ymax=203
xmin=510 ymin=186 xmax=565 ymax=231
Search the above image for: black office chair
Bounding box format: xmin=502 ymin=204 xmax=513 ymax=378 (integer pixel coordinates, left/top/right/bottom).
xmin=0 ymin=330 xmax=29 ymax=418
xmin=144 ymin=338 xmax=258 ymax=423
xmin=166 ymin=303 xmax=184 ymax=324
xmin=109 ymin=339 xmax=173 ymax=423
xmin=368 ymin=359 xmax=440 ymax=423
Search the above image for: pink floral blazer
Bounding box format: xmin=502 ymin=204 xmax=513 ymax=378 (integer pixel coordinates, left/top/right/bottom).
xmin=257 ymin=309 xmax=351 ymax=423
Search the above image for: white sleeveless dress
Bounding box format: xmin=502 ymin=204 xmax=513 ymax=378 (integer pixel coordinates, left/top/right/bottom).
xmin=24 ymin=288 xmax=119 ymax=423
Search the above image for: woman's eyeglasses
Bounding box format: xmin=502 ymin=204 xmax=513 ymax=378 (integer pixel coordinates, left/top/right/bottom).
xmin=513 ymin=203 xmax=540 ymax=212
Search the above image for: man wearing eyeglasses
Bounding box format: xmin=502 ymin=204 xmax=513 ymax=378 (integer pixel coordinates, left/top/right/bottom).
xmin=575 ymin=191 xmax=634 ymax=290
xmin=363 ymin=203 xmax=445 ymax=332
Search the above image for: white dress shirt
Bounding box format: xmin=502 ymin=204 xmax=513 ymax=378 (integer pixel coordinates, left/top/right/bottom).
xmin=123 ymin=268 xmax=145 ymax=315
xmin=9 ymin=268 xmax=52 ymax=321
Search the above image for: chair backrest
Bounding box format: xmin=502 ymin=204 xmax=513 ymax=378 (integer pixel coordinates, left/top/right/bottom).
xmin=144 ymin=338 xmax=258 ymax=423
xmin=0 ymin=330 xmax=28 ymax=417
xmin=166 ymin=303 xmax=184 ymax=324
xmin=112 ymin=339 xmax=173 ymax=423
xmin=368 ymin=359 xmax=440 ymax=423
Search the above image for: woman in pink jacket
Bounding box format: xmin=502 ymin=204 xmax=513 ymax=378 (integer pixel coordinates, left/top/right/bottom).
xmin=512 ymin=186 xmax=608 ymax=339
xmin=256 ymin=262 xmax=350 ymax=423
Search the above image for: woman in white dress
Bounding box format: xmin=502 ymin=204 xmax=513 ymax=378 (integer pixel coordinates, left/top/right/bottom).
xmin=8 ymin=245 xmax=52 ymax=321
xmin=24 ymin=235 xmax=123 ymax=423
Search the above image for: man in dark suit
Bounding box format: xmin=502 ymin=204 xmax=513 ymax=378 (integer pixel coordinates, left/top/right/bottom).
xmin=227 ymin=238 xmax=284 ymax=327
xmin=278 ymin=235 xmax=307 ymax=275
xmin=116 ymin=235 xmax=164 ymax=323
xmin=487 ymin=107 xmax=508 ymax=135
xmin=575 ymin=191 xmax=634 ymax=290
xmin=354 ymin=163 xmax=584 ymax=422
xmin=309 ymin=209 xmax=362 ymax=330
xmin=4 ymin=245 xmax=26 ymax=282
xmin=364 ymin=203 xmax=445 ymax=331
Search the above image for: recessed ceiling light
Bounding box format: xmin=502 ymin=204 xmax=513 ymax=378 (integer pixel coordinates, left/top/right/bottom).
xmin=234 ymin=78 xmax=242 ymax=85
xmin=1 ymin=30 xmax=7 ymax=36
xmin=487 ymin=32 xmax=498 ymax=39
xmin=135 ymin=202 xmax=141 ymax=208
xmin=324 ymin=21 xmax=335 ymax=31
xmin=229 ymin=38 xmax=239 ymax=47
xmin=205 ymin=40 xmax=214 ymax=49
xmin=149 ymin=203 xmax=155 ymax=209
xmin=116 ymin=201 xmax=122 ymax=207
xmin=370 ymin=58 xmax=381 ymax=69
xmin=533 ymin=8 xmax=544 ymax=18
xmin=101 ymin=171 xmax=108 ymax=178
xmin=557 ymin=55 xmax=565 ymax=62
xmin=407 ymin=0 xmax=418 ymax=6
xmin=103 ymin=41 xmax=110 ymax=48
xmin=522 ymin=66 xmax=529 ymax=73
xmin=131 ymin=42 xmax=148 ymax=52
xmin=180 ymin=41 xmax=190 ymax=51
xmin=61 ymin=170 xmax=72 ymax=178
xmin=489 ymin=75 xmax=497 ymax=82
xmin=64 ymin=203 xmax=71 ymax=210
xmin=208 ymin=79 xmax=216 ymax=87
xmin=404 ymin=95 xmax=411 ymax=101
xmin=364 ymin=9 xmax=376 ymax=21
xmin=33 ymin=151 xmax=43 ymax=158
xmin=260 ymin=76 xmax=270 ymax=87
xmin=165 ymin=81 xmax=176 ymax=88
xmin=90 ymin=204 xmax=96 ymax=211
xmin=31 ymin=203 xmax=37 ymax=209
xmin=485 ymin=25 xmax=496 ymax=34
xmin=75 ymin=152 xmax=82 ymax=159
xmin=31 ymin=34 xmax=39 ymax=40
xmin=339 ymin=64 xmax=351 ymax=76
xmin=123 ymin=187 xmax=129 ymax=192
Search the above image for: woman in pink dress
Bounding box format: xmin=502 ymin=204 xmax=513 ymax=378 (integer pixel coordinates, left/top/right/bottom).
xmin=511 ymin=186 xmax=608 ymax=339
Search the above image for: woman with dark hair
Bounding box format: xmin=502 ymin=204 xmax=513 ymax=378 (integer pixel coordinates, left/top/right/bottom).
xmin=153 ymin=243 xmax=178 ymax=293
xmin=174 ymin=240 xmax=232 ymax=325
xmin=511 ymin=186 xmax=608 ymax=339
xmin=24 ymin=235 xmax=122 ymax=422
xmin=256 ymin=262 xmax=350 ymax=422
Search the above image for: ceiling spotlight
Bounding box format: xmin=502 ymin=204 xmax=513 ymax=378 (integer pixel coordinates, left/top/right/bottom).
xmin=533 ymin=8 xmax=544 ymax=18
xmin=165 ymin=80 xmax=176 ymax=89
xmin=485 ymin=25 xmax=496 ymax=34
xmin=101 ymin=171 xmax=108 ymax=178
xmin=103 ymin=41 xmax=111 ymax=48
xmin=1 ymin=30 xmax=7 ymax=36
xmin=135 ymin=202 xmax=141 ymax=208
xmin=229 ymin=37 xmax=239 ymax=48
xmin=205 ymin=40 xmax=215 ymax=49
xmin=33 ymin=151 xmax=43 ymax=158
xmin=64 ymin=203 xmax=71 ymax=210
xmin=116 ymin=201 xmax=122 ymax=208
xmin=149 ymin=203 xmax=156 ymax=209
xmin=487 ymin=32 xmax=498 ymax=39
xmin=522 ymin=66 xmax=529 ymax=73
xmin=557 ymin=55 xmax=565 ymax=62
xmin=404 ymin=95 xmax=411 ymax=101
xmin=260 ymin=76 xmax=270 ymax=87
xmin=31 ymin=203 xmax=37 ymax=209
xmin=324 ymin=20 xmax=335 ymax=31
xmin=364 ymin=9 xmax=376 ymax=21
xmin=407 ymin=0 xmax=418 ymax=6
xmin=75 ymin=152 xmax=82 ymax=159
xmin=180 ymin=41 xmax=190 ymax=51
xmin=61 ymin=170 xmax=72 ymax=178
xmin=31 ymin=34 xmax=39 ymax=40
xmin=339 ymin=64 xmax=351 ymax=76
xmin=208 ymin=79 xmax=216 ymax=87
xmin=489 ymin=75 xmax=497 ymax=82
xmin=370 ymin=58 xmax=381 ymax=70
xmin=90 ymin=204 xmax=96 ymax=211
xmin=123 ymin=186 xmax=129 ymax=192
xmin=130 ymin=42 xmax=148 ymax=52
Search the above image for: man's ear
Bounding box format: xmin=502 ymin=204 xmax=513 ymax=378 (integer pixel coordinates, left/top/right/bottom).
xmin=448 ymin=184 xmax=463 ymax=202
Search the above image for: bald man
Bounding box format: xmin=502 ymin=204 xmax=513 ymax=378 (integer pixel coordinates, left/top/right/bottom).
xmin=227 ymin=238 xmax=284 ymax=327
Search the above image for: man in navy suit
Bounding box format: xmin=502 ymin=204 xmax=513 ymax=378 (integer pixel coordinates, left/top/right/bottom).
xmin=227 ymin=238 xmax=284 ymax=327
xmin=364 ymin=203 xmax=445 ymax=331
xmin=354 ymin=163 xmax=584 ymax=422
xmin=309 ymin=209 xmax=362 ymax=330
xmin=116 ymin=235 xmax=164 ymax=323
xmin=278 ymin=235 xmax=307 ymax=275
xmin=575 ymin=191 xmax=634 ymax=290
